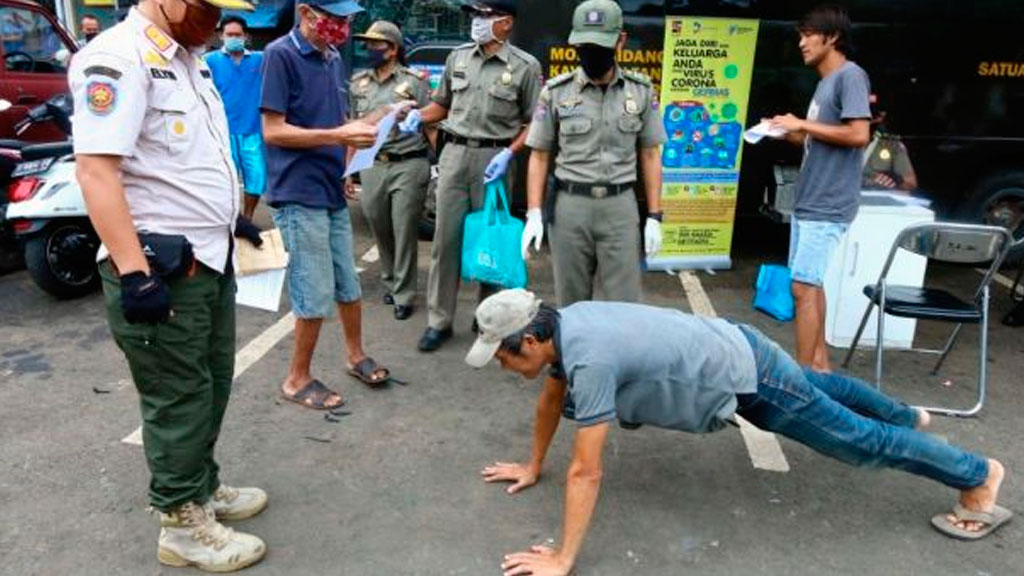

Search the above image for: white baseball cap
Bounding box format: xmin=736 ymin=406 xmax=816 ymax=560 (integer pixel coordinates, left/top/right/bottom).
xmin=465 ymin=289 xmax=543 ymax=368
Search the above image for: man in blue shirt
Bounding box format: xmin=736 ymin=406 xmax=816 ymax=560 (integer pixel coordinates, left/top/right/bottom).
xmin=206 ymin=15 xmax=266 ymax=220
xmin=261 ymin=0 xmax=405 ymax=409
xmin=468 ymin=290 xmax=1011 ymax=575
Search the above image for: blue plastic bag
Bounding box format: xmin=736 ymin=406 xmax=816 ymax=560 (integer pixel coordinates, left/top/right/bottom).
xmin=752 ymin=264 xmax=794 ymax=322
xmin=461 ymin=180 xmax=528 ymax=289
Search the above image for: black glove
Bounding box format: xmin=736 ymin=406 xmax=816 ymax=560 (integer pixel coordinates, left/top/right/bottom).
xmin=120 ymin=271 xmax=171 ymax=325
xmin=234 ymin=215 xmax=263 ymax=247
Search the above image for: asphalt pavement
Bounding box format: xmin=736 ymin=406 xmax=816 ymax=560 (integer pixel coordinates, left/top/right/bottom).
xmin=1 ymin=205 xmax=1021 ymax=576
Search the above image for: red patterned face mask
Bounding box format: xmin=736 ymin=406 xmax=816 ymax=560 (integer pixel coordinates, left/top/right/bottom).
xmin=312 ymin=12 xmax=350 ymax=46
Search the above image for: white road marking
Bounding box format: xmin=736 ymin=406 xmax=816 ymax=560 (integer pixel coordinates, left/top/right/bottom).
xmin=122 ymin=312 xmax=297 ymax=446
xmin=362 ymin=245 xmax=380 ymax=263
xmin=677 ymin=271 xmax=790 ymax=473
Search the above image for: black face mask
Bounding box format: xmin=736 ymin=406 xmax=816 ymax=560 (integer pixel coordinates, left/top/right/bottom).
xmin=84 ymin=32 xmax=99 ymax=43
xmin=577 ymin=44 xmax=616 ymax=80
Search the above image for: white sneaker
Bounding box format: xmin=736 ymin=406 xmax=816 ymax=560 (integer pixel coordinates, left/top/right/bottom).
xmin=157 ymin=501 xmax=266 ymax=572
xmin=210 ymin=484 xmax=268 ymax=521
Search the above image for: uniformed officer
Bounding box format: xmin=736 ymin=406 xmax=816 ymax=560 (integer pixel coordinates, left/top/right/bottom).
xmin=348 ymin=21 xmax=432 ymax=321
xmin=522 ymin=0 xmax=667 ymax=307
xmin=399 ymin=0 xmax=543 ymax=352
xmin=72 ymin=0 xmax=267 ymax=571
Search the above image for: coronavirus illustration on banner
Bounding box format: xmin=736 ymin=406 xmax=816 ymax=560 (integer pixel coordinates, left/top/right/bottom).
xmin=648 ymin=17 xmax=760 ymax=271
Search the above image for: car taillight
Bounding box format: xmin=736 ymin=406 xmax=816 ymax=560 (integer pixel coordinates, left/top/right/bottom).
xmin=9 ymin=177 xmax=43 ymax=202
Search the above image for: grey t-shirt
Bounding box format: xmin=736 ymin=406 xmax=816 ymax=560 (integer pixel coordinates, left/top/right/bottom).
xmin=555 ymin=302 xmax=758 ymax=433
xmin=793 ymin=61 xmax=872 ymax=223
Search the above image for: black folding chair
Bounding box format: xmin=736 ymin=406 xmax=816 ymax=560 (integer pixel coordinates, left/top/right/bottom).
xmin=841 ymin=222 xmax=1015 ymax=417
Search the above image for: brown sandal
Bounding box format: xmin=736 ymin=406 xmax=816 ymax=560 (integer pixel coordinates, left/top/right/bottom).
xmin=347 ymin=357 xmax=390 ymax=388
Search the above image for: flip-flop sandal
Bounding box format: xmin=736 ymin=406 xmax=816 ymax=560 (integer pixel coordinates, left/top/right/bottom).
xmin=347 ymin=357 xmax=390 ymax=388
xmin=280 ymin=379 xmax=345 ymax=410
xmin=930 ymin=503 xmax=1013 ymax=540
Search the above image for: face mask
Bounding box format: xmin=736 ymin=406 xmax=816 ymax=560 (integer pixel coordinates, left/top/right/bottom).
xmin=577 ymin=44 xmax=616 ymax=79
xmin=367 ymin=46 xmax=389 ymax=68
xmin=223 ymin=36 xmax=245 ymax=52
xmin=161 ymin=0 xmax=221 ymax=48
xmin=312 ymin=11 xmax=350 ymax=46
xmin=83 ymin=32 xmax=98 ymax=43
xmin=470 ymin=16 xmax=496 ymax=45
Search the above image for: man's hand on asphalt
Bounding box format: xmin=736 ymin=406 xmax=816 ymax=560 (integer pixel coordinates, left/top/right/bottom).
xmin=501 ymin=545 xmax=572 ymax=576
xmin=481 ymin=461 xmax=539 ymax=494
xmin=120 ymin=271 xmax=171 ymax=325
xmin=521 ymin=208 xmax=544 ymax=259
xmin=234 ymin=215 xmax=263 ymax=247
xmin=337 ymin=121 xmax=378 ymax=149
xmin=398 ymin=108 xmax=422 ymax=134
xmin=768 ymin=113 xmax=805 ymax=133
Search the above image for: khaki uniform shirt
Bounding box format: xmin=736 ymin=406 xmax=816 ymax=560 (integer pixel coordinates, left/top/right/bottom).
xmin=69 ymin=9 xmax=237 ymax=272
xmin=432 ymin=42 xmax=542 ymax=141
xmin=526 ymin=66 xmax=666 ymax=185
xmin=349 ymin=65 xmax=431 ymax=156
xmin=863 ymin=134 xmax=914 ymax=188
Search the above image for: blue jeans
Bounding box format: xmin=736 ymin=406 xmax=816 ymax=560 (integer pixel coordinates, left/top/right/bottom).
xmin=735 ymin=325 xmax=988 ymax=490
xmin=272 ymin=204 xmax=362 ymax=318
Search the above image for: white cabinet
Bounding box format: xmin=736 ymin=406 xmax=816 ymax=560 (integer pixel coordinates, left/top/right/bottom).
xmin=824 ymin=194 xmax=935 ymax=350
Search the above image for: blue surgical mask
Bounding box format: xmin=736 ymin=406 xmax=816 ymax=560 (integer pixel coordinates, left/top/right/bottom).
xmin=223 ymin=36 xmax=246 ymax=53
xmin=367 ymin=47 xmax=389 ymax=68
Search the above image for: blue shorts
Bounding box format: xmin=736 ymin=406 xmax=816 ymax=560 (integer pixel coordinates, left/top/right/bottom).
xmin=788 ymin=216 xmax=848 ymax=287
xmin=272 ymin=204 xmax=362 ymax=318
xmin=230 ymin=133 xmax=267 ymax=197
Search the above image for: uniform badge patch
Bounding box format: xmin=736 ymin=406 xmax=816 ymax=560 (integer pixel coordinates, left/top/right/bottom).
xmin=86 ymin=81 xmax=117 ymax=116
xmin=585 ymin=10 xmax=604 ymax=25
xmin=625 ymin=99 xmax=639 ymax=114
xmin=879 ymin=148 xmax=891 ymax=161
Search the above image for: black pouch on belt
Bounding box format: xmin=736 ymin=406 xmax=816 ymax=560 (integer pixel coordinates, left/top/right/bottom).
xmin=137 ymin=233 xmax=195 ymax=279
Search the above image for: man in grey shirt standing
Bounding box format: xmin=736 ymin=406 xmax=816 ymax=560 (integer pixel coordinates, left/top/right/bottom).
xmin=769 ymin=5 xmax=871 ymax=372
xmin=467 ymin=290 xmax=1010 ymax=575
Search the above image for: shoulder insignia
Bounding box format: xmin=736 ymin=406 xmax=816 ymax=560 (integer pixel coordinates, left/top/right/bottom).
xmin=544 ymin=71 xmax=575 ymax=89
xmin=508 ymin=44 xmax=540 ymax=67
xmin=622 ymin=69 xmax=652 ymax=87
xmin=144 ymin=25 xmax=172 ymax=53
xmin=352 ymin=69 xmax=372 ymax=80
xmin=454 ymin=42 xmax=476 ymax=50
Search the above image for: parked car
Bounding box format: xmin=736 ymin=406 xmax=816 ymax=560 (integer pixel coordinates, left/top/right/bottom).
xmin=0 ymin=0 xmax=78 ymax=142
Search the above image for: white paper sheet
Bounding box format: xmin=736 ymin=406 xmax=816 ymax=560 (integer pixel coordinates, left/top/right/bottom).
xmin=743 ymin=120 xmax=788 ymax=144
xmin=236 ymin=264 xmax=288 ymax=312
xmin=343 ymin=108 xmax=401 ymax=178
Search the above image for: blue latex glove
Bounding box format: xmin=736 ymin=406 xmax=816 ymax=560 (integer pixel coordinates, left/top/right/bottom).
xmin=483 ymin=147 xmax=513 ymax=182
xmin=398 ymin=108 xmax=422 ymax=134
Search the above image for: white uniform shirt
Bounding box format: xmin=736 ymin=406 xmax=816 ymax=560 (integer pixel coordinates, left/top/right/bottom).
xmin=69 ymin=8 xmax=238 ymax=272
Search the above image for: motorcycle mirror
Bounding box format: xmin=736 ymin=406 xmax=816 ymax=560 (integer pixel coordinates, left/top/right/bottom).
xmin=0 ymin=99 xmax=11 ymax=112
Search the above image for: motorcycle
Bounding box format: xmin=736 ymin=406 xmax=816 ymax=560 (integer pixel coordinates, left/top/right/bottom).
xmin=0 ymin=98 xmax=27 ymax=272
xmin=5 ymin=94 xmax=100 ymax=299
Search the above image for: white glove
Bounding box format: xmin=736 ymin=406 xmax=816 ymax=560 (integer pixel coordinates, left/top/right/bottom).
xmin=398 ymin=108 xmax=421 ymax=133
xmin=521 ymin=208 xmax=544 ymax=259
xmin=644 ymin=217 xmax=662 ymax=259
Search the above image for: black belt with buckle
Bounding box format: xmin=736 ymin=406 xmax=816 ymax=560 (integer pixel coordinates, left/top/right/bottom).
xmin=446 ymin=133 xmax=513 ymax=149
xmin=559 ymin=180 xmax=636 ymax=199
xmin=376 ymin=149 xmax=428 ymax=163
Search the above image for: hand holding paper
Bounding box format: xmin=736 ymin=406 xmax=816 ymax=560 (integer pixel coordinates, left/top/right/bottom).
xmin=743 ymin=119 xmax=789 ymax=144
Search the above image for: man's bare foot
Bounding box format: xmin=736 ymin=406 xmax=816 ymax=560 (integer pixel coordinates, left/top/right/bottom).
xmin=950 ymin=458 xmax=1005 ymax=532
xmin=915 ymin=408 xmax=931 ymax=430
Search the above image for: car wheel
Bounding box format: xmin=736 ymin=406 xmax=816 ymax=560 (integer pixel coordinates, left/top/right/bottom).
xmin=24 ymin=220 xmax=100 ymax=299
xmin=959 ymin=170 xmax=1024 ymax=266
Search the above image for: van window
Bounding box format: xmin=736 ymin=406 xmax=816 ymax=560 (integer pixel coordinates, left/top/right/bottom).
xmin=1 ymin=6 xmax=69 ymax=74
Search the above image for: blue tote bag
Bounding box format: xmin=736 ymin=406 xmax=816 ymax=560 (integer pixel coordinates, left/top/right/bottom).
xmin=752 ymin=264 xmax=795 ymax=322
xmin=461 ymin=180 xmax=528 ymax=289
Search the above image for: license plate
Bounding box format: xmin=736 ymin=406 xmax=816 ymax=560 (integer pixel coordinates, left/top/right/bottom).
xmin=12 ymin=157 xmax=54 ymax=178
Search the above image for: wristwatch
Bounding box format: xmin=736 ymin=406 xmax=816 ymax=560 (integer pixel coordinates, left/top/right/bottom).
xmin=648 ymin=211 xmax=664 ymax=222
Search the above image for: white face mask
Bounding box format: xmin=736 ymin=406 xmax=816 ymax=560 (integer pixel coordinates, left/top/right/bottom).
xmin=470 ymin=16 xmax=497 ymax=44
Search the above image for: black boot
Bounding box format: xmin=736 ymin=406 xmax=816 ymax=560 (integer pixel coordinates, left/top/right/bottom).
xmin=1002 ymin=299 xmax=1024 ymax=327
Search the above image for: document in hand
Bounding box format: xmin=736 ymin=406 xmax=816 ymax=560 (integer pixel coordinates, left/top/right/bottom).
xmin=343 ymin=107 xmax=401 ymax=178
xmin=236 ymin=228 xmax=289 ymax=312
xmin=744 ymin=120 xmax=788 ymax=144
